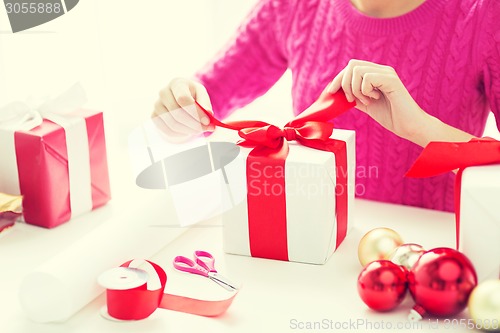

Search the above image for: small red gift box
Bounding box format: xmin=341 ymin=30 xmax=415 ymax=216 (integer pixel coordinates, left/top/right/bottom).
xmin=0 ymin=108 xmax=110 ymax=228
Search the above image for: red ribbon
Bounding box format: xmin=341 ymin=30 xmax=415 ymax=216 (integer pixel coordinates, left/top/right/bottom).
xmin=104 ymin=260 xmax=237 ymax=320
xmin=405 ymin=138 xmax=500 ymax=248
xmin=197 ymin=90 xmax=355 ymax=261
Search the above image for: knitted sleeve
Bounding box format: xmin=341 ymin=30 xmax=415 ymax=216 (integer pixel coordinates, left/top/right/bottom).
xmin=480 ymin=0 xmax=500 ymax=130
xmin=195 ymin=0 xmax=292 ymax=119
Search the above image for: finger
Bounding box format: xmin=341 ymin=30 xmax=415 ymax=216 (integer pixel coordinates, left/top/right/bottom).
xmin=351 ymin=66 xmax=371 ymax=105
xmin=153 ymin=98 xmax=169 ymax=117
xmin=342 ymin=59 xmax=373 ymax=102
xmin=341 ymin=62 xmax=355 ymax=103
xmin=361 ymin=78 xmax=382 ymax=100
xmin=163 ymin=107 xmax=202 ymax=134
xmin=361 ymin=73 xmax=397 ymax=99
xmin=158 ymin=86 xmax=182 ymax=112
xmin=157 ymin=87 xmax=203 ymax=132
xmin=352 ymin=65 xmax=389 ymax=103
xmin=153 ymin=102 xmax=200 ymax=135
xmin=350 ymin=60 xmax=393 ymax=72
xmin=157 ymin=84 xmax=213 ymax=133
xmin=327 ymin=69 xmax=345 ymax=94
xmin=193 ymin=82 xmax=213 ymax=127
xmin=170 ymin=78 xmax=195 ymax=108
xmin=170 ymin=81 xmax=207 ymax=131
xmin=152 ymin=107 xmax=192 ymax=137
xmin=151 ymin=112 xmax=192 ymax=142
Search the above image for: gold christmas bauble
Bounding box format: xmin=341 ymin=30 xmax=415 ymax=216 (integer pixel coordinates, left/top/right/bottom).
xmin=358 ymin=228 xmax=403 ymax=267
xmin=468 ymin=280 xmax=500 ymax=332
xmin=389 ymin=243 xmax=425 ymax=270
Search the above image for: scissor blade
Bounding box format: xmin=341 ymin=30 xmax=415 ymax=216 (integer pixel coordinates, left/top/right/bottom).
xmin=208 ymin=272 xmax=239 ymax=292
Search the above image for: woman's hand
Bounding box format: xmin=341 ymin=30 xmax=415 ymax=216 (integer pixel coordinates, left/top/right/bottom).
xmin=153 ymin=78 xmax=215 ymax=143
xmin=328 ymin=59 xmax=474 ymax=146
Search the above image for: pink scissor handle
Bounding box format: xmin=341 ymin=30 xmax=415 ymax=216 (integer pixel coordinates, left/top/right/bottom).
xmin=173 ymin=256 xmax=209 ymax=277
xmin=194 ymin=250 xmax=217 ymax=273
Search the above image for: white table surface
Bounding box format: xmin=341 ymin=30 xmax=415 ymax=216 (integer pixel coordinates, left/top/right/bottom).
xmin=2 ymin=191 xmax=486 ymax=333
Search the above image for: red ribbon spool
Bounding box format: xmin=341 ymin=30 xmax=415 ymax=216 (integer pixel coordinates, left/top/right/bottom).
xmin=98 ymin=259 xmax=238 ymax=320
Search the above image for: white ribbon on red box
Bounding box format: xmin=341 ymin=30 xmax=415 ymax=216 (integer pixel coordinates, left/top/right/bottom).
xmin=0 ymin=83 xmax=93 ymax=219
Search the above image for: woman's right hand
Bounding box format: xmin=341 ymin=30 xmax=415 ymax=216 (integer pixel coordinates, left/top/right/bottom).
xmin=153 ymin=78 xmax=215 ymax=142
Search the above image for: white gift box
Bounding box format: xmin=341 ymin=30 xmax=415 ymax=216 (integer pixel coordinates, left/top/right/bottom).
xmin=221 ymin=129 xmax=355 ymax=264
xmin=459 ymin=164 xmax=500 ymax=281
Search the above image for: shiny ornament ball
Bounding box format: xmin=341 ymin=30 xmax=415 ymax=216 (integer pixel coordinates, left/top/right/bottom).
xmin=389 ymin=243 xmax=426 ymax=270
xmin=357 ymin=260 xmax=408 ymax=312
xmin=358 ymin=228 xmax=404 ymax=267
xmin=408 ymin=248 xmax=477 ymax=317
xmin=468 ymin=280 xmax=500 ymax=331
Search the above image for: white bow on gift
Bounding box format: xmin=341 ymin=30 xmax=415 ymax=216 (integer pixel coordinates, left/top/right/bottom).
xmin=0 ymin=83 xmax=94 ymax=219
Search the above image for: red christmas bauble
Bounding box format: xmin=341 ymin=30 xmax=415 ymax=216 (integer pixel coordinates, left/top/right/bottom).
xmin=408 ymin=247 xmax=477 ymax=317
xmin=357 ymin=260 xmax=408 ymax=312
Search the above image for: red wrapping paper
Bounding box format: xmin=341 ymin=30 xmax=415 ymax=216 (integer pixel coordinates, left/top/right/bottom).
xmin=13 ymin=109 xmax=110 ymax=228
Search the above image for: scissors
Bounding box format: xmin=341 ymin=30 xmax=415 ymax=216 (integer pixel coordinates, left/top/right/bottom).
xmin=173 ymin=250 xmax=238 ymax=292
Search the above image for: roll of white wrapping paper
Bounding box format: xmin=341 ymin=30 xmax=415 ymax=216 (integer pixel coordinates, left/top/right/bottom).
xmin=19 ymin=220 xmax=184 ymax=323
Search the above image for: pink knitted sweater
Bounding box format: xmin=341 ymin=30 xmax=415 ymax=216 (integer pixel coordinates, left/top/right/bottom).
xmin=196 ymin=0 xmax=500 ymax=212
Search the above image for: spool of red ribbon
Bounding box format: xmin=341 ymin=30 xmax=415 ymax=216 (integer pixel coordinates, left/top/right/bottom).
xmin=98 ymin=259 xmax=238 ymax=320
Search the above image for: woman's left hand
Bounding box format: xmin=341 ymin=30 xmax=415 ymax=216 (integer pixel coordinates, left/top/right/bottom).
xmin=328 ymin=59 xmax=432 ymax=144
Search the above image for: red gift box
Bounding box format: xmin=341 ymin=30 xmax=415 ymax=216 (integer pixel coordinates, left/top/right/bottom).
xmin=0 ymin=109 xmax=110 ymax=228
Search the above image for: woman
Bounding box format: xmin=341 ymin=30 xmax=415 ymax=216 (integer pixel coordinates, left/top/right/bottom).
xmin=153 ymin=0 xmax=500 ymax=211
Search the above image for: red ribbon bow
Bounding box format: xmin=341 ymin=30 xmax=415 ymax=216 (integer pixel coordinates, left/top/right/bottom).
xmin=236 ymin=121 xmax=335 ymax=149
xmin=406 ymin=137 xmax=500 ymax=248
xmin=197 ymin=90 xmax=355 ymax=261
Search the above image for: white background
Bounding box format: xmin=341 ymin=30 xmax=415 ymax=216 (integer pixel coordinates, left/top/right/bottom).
xmin=0 ymin=0 xmax=292 ymax=133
